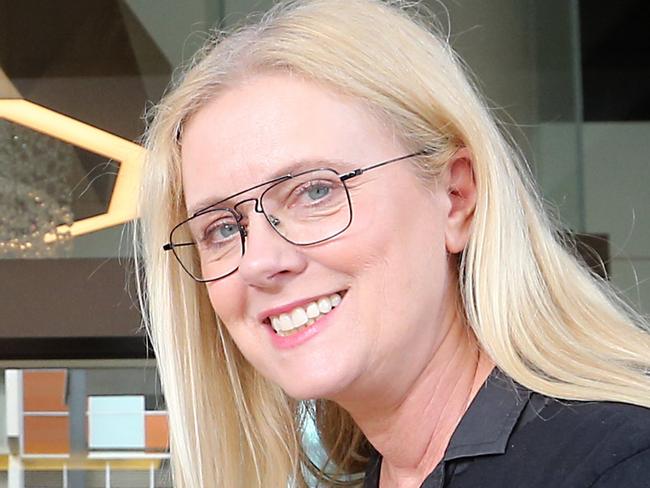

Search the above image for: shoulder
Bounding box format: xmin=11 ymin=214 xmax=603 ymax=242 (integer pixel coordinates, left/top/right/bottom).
xmin=454 ymin=392 xmax=650 ymax=488
xmin=509 ymin=395 xmax=650 ymax=487
xmin=521 ymin=395 xmax=650 ymax=450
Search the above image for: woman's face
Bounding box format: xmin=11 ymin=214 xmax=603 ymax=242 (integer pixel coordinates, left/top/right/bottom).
xmin=180 ymin=73 xmax=470 ymax=401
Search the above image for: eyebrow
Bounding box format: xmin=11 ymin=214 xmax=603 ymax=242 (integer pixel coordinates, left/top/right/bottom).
xmin=187 ymin=157 xmax=351 ymax=217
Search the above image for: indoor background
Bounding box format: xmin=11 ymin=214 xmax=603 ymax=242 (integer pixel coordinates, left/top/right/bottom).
xmin=1 ymin=0 xmax=648 ymax=487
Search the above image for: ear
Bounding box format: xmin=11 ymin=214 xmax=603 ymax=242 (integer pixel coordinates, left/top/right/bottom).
xmin=444 ymin=148 xmax=476 ymax=254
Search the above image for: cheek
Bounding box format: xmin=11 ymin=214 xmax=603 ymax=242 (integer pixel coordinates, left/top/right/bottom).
xmin=348 ymin=192 xmax=450 ymax=319
xmin=347 ymin=189 xmax=448 ymax=271
xmin=206 ymin=282 xmax=276 ymax=373
xmin=206 ymin=281 xmax=248 ymax=329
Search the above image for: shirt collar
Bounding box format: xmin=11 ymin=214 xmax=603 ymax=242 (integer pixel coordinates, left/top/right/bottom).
xmin=443 ymin=368 xmax=531 ymax=460
xmin=364 ymin=367 xmax=532 ymax=484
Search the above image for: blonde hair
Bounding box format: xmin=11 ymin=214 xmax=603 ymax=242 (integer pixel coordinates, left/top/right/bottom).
xmin=135 ymin=1 xmax=650 ymax=486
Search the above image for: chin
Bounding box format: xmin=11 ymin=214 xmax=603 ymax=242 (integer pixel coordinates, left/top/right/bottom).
xmin=280 ymin=380 xmax=346 ymax=401
xmin=275 ymin=366 xmax=356 ymax=401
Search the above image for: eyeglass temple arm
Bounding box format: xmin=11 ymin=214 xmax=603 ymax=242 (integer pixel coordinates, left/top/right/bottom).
xmin=340 ymin=150 xmax=431 ymax=181
xmin=163 ymin=242 xmax=195 ymax=251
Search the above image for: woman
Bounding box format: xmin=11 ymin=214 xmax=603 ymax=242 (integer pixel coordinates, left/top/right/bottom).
xmin=135 ymin=1 xmax=650 ymax=486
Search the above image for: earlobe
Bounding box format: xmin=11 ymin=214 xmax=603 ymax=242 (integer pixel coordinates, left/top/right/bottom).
xmin=444 ymin=148 xmax=477 ymax=254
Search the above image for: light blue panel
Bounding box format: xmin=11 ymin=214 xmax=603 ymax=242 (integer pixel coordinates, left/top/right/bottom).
xmin=88 ymin=395 xmax=145 ymax=449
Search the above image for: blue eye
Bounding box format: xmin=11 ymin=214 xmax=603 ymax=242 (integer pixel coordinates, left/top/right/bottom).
xmin=269 ymin=175 xmax=340 ymax=211
xmin=217 ymin=222 xmax=239 ymax=239
xmin=306 ymin=183 xmax=331 ymax=201
xmin=203 ymin=219 xmax=239 ymax=246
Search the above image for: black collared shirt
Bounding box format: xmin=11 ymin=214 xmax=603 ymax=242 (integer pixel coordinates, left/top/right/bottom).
xmin=363 ymin=370 xmax=650 ymax=487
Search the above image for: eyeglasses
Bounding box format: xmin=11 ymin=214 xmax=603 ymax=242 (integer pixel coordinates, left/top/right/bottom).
xmin=163 ymin=150 xmax=429 ymax=282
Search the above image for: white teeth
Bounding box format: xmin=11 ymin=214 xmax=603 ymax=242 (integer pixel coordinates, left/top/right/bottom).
xmin=317 ymin=297 xmax=332 ymax=314
xmin=306 ymin=302 xmax=320 ymax=319
xmin=267 ymin=292 xmax=344 ymax=335
xmin=291 ymin=307 xmax=308 ymax=327
xmin=271 ymin=316 xmax=281 ymax=331
xmin=279 ymin=313 xmax=293 ymax=331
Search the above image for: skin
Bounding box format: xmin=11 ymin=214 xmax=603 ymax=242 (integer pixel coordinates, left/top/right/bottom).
xmin=180 ymin=73 xmax=494 ymax=487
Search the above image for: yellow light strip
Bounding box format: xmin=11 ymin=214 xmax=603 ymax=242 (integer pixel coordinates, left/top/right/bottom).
xmin=0 ymin=456 xmax=163 ymax=472
xmin=0 ymin=99 xmax=145 ymax=238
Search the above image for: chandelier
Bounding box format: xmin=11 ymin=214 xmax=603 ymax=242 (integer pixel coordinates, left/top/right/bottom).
xmin=0 ymin=119 xmax=75 ymax=257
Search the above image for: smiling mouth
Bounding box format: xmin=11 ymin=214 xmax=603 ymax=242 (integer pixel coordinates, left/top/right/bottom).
xmin=265 ymin=291 xmax=347 ymax=336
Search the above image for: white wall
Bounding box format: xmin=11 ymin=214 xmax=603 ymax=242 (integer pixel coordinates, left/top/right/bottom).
xmin=535 ymin=122 xmax=583 ymax=229
xmin=223 ymin=0 xmax=274 ymax=26
xmin=447 ymin=0 xmax=540 ymax=128
xmin=536 ymin=122 xmax=650 ymax=313
xmin=583 ymin=123 xmax=650 ymax=312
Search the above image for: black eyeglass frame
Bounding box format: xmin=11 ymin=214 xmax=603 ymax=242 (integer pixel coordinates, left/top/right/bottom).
xmin=163 ymin=150 xmax=429 ymax=282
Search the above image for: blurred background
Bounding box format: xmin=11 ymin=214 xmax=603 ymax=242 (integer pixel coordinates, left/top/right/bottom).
xmin=0 ymin=0 xmax=648 ymax=486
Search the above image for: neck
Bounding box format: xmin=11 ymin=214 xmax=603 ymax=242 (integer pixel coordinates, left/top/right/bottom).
xmin=341 ymin=310 xmax=494 ymax=486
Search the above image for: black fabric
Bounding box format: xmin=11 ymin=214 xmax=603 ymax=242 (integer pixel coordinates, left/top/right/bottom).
xmin=363 ymin=369 xmax=650 ymax=487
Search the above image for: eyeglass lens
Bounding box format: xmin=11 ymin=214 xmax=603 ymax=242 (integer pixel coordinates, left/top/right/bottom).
xmin=171 ymin=169 xmax=352 ymax=281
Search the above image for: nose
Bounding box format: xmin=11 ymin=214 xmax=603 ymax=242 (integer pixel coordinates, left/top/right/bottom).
xmin=237 ymin=208 xmax=308 ymax=288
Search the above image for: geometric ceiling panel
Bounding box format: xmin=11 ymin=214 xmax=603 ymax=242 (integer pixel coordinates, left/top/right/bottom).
xmin=0 ymin=99 xmax=144 ymax=253
xmin=1 ymin=120 xmax=118 ymax=221
xmin=0 ymin=0 xmax=172 ymax=140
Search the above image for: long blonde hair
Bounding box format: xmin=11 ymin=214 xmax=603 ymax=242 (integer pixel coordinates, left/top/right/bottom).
xmin=135 ymin=1 xmax=650 ymax=486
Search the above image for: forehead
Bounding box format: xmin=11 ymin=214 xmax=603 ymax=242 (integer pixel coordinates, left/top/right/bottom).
xmin=179 ymin=73 xmax=399 ymax=213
